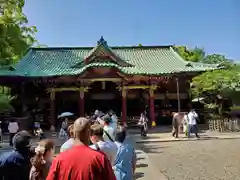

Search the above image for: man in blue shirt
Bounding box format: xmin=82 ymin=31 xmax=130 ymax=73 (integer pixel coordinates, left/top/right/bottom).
xmin=0 ymin=131 xmax=33 ymax=180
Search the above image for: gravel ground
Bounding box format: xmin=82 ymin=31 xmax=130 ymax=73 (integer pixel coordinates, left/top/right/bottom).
xmin=139 ymin=139 xmax=240 ymax=180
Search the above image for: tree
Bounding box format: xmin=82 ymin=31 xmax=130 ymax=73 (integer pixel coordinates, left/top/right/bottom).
xmin=174 ymin=46 xmax=205 ymax=62
xmin=201 ymin=54 xmax=234 ymax=69
xmin=191 ymin=52 xmax=237 ymax=98
xmin=191 ymin=69 xmax=240 ymax=97
xmin=0 ymin=0 xmax=37 ymax=65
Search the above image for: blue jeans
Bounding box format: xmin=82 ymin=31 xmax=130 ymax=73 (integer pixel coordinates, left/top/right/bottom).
xmin=188 ymin=124 xmax=198 ymax=138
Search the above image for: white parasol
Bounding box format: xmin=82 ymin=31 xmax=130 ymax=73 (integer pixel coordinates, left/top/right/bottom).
xmin=58 ymin=112 xmax=74 ymax=118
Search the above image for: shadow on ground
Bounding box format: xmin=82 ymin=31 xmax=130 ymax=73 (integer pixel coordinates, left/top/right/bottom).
xmin=136 ymin=135 xmax=240 ymax=145
xmin=137 ymin=157 xmax=145 ymax=161
xmin=136 ymin=163 xmax=148 ymax=168
xmin=134 ymin=172 xmax=144 ymax=179
xmin=140 ymin=145 xmax=167 ymax=154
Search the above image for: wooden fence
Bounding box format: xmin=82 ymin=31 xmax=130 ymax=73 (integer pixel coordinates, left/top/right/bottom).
xmin=208 ymin=118 xmax=240 ymax=132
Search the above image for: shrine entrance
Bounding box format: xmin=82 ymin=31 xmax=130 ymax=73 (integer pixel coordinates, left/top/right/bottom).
xmin=55 ymin=91 xmax=79 ymax=116
xmin=85 ymin=81 xmax=121 ymax=116
xmin=127 ymin=89 xmax=148 ymax=116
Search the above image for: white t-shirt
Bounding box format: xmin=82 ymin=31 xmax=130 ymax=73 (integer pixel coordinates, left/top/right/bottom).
xmin=103 ymin=125 xmax=115 ymax=142
xmin=90 ymin=140 xmax=118 ymax=165
xmin=8 ymin=122 xmax=19 ymax=133
xmin=60 ymin=138 xmax=74 ymax=152
xmin=187 ymin=111 xmax=198 ymax=125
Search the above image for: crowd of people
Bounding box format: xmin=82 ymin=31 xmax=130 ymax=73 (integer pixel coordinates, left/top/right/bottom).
xmin=0 ymin=111 xmax=137 ymax=180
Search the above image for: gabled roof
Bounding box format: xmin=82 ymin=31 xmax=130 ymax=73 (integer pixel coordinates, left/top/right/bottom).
xmin=0 ymin=37 xmax=219 ymax=77
xmin=74 ymin=36 xmax=132 ymax=68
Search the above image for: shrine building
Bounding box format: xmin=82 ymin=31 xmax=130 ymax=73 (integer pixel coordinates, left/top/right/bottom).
xmin=0 ymin=37 xmax=218 ymax=128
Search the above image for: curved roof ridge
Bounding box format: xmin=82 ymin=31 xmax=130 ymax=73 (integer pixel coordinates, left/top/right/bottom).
xmin=30 ymin=45 xmax=174 ymax=51
xmin=169 ymin=46 xmax=189 ymax=65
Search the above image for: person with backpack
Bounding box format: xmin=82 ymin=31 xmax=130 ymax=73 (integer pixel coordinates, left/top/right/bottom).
xmin=101 ymin=115 xmax=116 ymax=142
xmin=89 ymin=124 xmax=117 ymax=165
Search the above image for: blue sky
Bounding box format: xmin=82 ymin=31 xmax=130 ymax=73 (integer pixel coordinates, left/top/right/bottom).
xmin=24 ymin=0 xmax=239 ymax=60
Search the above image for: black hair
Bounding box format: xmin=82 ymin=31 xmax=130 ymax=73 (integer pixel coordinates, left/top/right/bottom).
xmin=115 ymin=129 xmax=126 ymax=143
xmin=13 ymin=131 xmax=31 ymax=152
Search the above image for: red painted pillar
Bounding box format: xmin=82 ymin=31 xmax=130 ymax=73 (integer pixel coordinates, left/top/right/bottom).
xmin=79 ymin=88 xmax=85 ymax=117
xmin=149 ymin=88 xmax=156 ymax=127
xmin=121 ymin=88 xmax=127 ymax=124
xmin=50 ymin=90 xmax=56 ymax=128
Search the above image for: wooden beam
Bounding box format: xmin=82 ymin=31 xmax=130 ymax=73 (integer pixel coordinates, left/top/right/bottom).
xmin=46 ymin=87 xmax=89 ymax=93
xmin=118 ymin=85 xmax=159 ymax=90
xmin=85 ymin=78 xmax=122 ymax=82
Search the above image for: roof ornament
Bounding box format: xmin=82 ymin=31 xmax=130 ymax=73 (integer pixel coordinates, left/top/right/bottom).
xmin=97 ymin=36 xmax=107 ymax=46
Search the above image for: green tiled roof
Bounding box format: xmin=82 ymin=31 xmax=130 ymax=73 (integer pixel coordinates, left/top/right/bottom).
xmin=0 ymin=38 xmax=218 ymax=77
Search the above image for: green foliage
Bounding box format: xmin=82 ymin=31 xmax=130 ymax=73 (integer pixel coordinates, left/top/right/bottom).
xmin=174 ymin=46 xmax=205 ymax=62
xmin=35 ymin=43 xmax=48 ymax=48
xmin=0 ymin=0 xmax=37 ymax=65
xmin=184 ymin=46 xmax=238 ymax=100
xmin=201 ymin=54 xmax=234 ymax=69
xmin=0 ymin=93 xmax=14 ymax=114
xmin=0 ymin=86 xmax=10 ymax=94
xmin=204 ymin=103 xmax=218 ymax=109
xmin=191 ymin=68 xmax=240 ymax=98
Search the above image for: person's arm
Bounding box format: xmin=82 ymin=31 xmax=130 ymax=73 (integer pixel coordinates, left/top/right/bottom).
xmin=195 ymin=113 xmax=200 ymax=123
xmin=195 ymin=112 xmax=199 ymax=119
xmin=7 ymin=123 xmax=11 ymax=132
xmin=144 ymin=116 xmax=148 ymax=122
xmin=29 ymin=166 xmax=39 ymax=180
xmin=102 ymin=155 xmax=116 ymax=180
xmin=172 ymin=116 xmax=176 ymax=126
xmin=46 ymin=158 xmax=59 ymax=180
xmin=138 ymin=117 xmax=143 ymax=125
